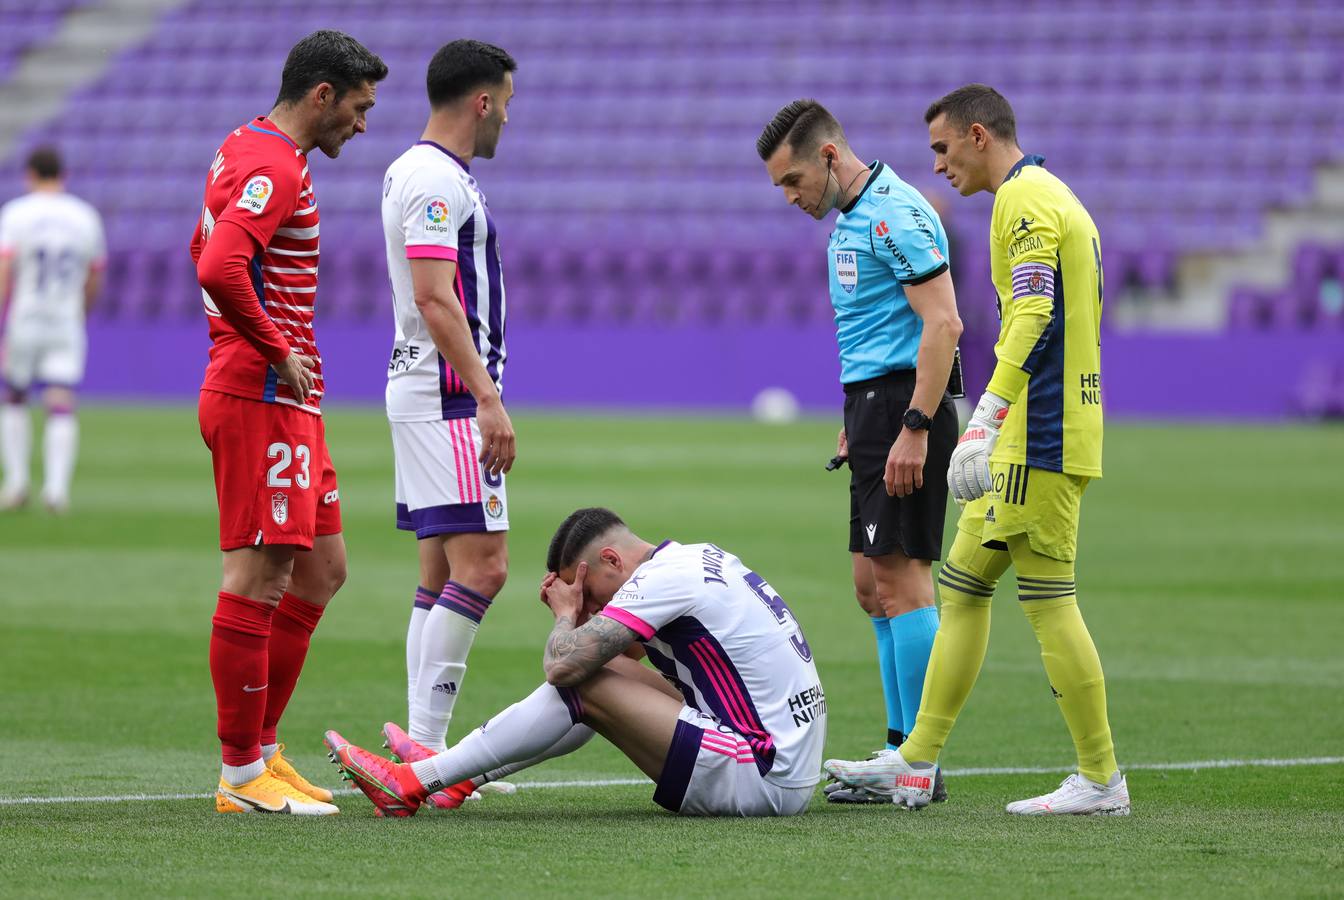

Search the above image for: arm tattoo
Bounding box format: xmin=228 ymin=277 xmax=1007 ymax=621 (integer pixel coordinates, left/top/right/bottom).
xmin=544 ymin=614 xmax=638 ymax=685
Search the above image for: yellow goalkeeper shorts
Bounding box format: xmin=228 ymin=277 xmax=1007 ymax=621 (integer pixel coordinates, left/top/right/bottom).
xmin=975 ymin=463 xmax=1090 ymax=563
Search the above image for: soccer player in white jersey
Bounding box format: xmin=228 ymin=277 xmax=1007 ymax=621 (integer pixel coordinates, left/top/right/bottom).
xmin=377 ymin=40 xmax=517 ymax=797
xmin=0 ymin=147 xmax=105 ymax=512
xmin=327 ymin=507 xmax=828 ymax=817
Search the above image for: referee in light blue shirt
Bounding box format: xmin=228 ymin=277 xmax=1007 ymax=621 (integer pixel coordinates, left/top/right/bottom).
xmin=758 ymin=100 xmax=964 ymax=800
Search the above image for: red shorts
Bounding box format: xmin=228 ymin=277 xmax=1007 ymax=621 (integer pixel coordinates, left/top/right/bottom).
xmin=199 ymin=389 xmax=342 ymax=550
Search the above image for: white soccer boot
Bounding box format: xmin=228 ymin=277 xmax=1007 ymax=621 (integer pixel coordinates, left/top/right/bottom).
xmin=1006 ymin=772 xmax=1130 ymax=816
xmin=823 ymin=781 xmax=887 ymax=804
xmin=823 ymin=748 xmax=939 ymax=808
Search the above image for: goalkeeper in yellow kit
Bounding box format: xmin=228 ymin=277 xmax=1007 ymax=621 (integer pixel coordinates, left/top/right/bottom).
xmin=823 ymin=84 xmax=1127 ymax=815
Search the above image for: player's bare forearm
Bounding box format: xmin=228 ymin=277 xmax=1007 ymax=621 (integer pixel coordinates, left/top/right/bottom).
xmin=905 ymin=271 xmax=963 ymax=415
xmin=0 ymin=256 xmax=12 ymax=323
xmin=543 ymin=614 xmax=638 ymax=687
xmin=409 ymin=259 xmax=500 ymax=406
xmin=83 ymin=268 xmax=103 ymax=312
xmin=418 ymin=293 xmax=499 ymax=402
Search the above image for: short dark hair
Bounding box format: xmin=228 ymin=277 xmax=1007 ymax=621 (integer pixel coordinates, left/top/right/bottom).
xmin=25 ymin=146 xmax=62 ymax=180
xmin=427 ymin=39 xmax=517 ymax=108
xmin=924 ymin=84 xmax=1018 ymax=144
xmin=546 ymin=507 xmax=626 ymax=573
xmin=274 ymin=30 xmax=388 ymax=107
xmin=756 ymin=98 xmax=845 ymax=161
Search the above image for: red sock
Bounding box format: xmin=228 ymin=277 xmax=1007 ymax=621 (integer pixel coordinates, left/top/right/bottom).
xmin=260 ymin=592 xmax=326 ymax=746
xmin=210 ymin=592 xmax=274 ymax=766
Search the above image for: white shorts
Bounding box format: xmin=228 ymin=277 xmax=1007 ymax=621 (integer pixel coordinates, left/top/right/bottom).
xmin=391 ymin=417 xmax=508 ymax=538
xmin=2 ymin=328 xmax=86 ymax=391
xmin=653 ymin=707 xmax=814 ymax=817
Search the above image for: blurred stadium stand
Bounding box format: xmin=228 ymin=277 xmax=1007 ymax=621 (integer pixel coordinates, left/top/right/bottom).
xmin=1 ymin=0 xmax=1342 ymax=414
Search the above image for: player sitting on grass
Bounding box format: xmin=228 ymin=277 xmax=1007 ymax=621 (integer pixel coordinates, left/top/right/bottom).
xmin=326 ymin=507 xmax=827 ymax=817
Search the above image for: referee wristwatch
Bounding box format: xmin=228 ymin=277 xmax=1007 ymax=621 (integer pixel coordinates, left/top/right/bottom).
xmin=902 ymin=407 xmax=932 ymax=431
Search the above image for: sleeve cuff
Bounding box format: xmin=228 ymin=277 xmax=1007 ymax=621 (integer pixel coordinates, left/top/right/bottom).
xmin=406 ymin=245 xmax=457 ymax=261
xmin=986 ymin=362 xmax=1029 ymax=404
xmin=899 ymin=260 xmax=949 ymax=286
xmin=598 ymin=606 xmax=656 ymax=640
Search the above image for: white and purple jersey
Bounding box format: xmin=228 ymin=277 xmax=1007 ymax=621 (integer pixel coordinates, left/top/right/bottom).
xmin=381 ymin=141 xmax=506 ymax=422
xmin=598 ymin=541 xmax=827 ymax=789
xmin=0 ymin=191 xmax=105 ymax=336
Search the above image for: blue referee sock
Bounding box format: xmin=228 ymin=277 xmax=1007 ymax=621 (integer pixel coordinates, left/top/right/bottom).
xmin=870 ymin=617 xmax=904 ymax=750
xmin=889 ymin=606 xmax=941 ymax=737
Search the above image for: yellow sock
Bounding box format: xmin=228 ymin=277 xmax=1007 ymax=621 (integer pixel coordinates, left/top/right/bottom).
xmin=901 ymin=530 xmax=1008 ymax=765
xmin=1013 ymin=538 xmax=1118 ymax=784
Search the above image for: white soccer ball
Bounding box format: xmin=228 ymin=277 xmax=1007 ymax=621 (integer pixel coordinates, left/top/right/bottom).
xmin=752 ymin=387 xmax=800 ymax=424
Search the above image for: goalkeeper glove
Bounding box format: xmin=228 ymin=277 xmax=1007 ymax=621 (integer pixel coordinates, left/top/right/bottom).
xmin=947 ymin=392 xmax=1010 ymax=502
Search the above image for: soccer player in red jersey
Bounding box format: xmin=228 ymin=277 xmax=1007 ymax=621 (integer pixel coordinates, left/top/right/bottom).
xmin=191 ymin=30 xmax=386 ymax=815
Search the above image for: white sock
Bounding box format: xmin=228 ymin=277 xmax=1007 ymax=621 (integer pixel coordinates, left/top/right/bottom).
xmin=42 ymin=412 xmax=78 ymax=506
xmin=406 ymin=587 xmax=436 ymax=724
xmin=472 ymin=724 xmax=596 ymax=788
xmin=222 ymin=758 xmax=266 ymax=787
xmin=410 ymin=683 xmax=583 ymax=793
xmin=409 ymin=582 xmax=492 ymax=750
xmin=0 ymin=404 xmax=30 ymax=496
xmin=261 ymin=743 xmax=279 ymax=762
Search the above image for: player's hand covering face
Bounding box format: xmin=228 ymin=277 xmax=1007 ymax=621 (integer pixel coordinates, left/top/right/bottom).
xmin=540 ymin=563 xmax=589 ymax=622
xmin=315 ymin=81 xmax=377 ymax=159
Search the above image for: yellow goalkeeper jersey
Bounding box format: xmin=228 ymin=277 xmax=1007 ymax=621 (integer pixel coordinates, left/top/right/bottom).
xmin=986 ymin=155 xmax=1103 ymax=478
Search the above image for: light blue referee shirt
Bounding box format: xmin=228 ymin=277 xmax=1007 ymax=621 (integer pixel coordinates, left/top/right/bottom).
xmin=827 ymin=161 xmax=950 ymax=384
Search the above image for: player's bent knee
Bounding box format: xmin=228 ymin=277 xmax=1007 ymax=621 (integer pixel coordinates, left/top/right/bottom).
xmin=43 ymin=387 xmax=76 ymax=412
xmin=853 ymin=587 xmax=881 ymax=616
xmin=458 ymin=560 xmax=507 ymax=599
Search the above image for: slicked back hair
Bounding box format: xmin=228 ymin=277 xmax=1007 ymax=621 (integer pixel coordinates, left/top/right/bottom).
xmin=274 ymin=29 xmax=388 ymax=107
xmin=546 ymin=507 xmax=626 ymax=574
xmin=427 ymin=39 xmax=517 ymax=108
xmin=26 ymin=146 xmax=62 ymax=180
xmin=924 ymin=83 xmax=1018 ymax=144
xmin=756 ymin=98 xmax=845 ymax=162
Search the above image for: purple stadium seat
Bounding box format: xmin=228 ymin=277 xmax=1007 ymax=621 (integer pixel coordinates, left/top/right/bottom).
xmin=4 ymin=0 xmax=1344 ymax=329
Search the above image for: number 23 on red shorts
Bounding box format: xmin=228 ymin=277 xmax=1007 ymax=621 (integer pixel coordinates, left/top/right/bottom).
xmin=199 ymin=389 xmax=341 ymax=550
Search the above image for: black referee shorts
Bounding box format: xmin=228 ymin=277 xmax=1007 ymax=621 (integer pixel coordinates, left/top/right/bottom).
xmin=843 ymin=370 xmax=958 ymax=561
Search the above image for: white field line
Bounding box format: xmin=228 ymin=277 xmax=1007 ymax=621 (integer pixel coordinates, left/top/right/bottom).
xmin=1 ymin=756 xmax=1340 ymax=807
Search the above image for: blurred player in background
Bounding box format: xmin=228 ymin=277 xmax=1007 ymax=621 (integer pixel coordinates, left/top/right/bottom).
xmin=378 ymin=40 xmax=517 ymax=785
xmin=0 ymin=147 xmax=105 ymax=513
xmin=191 ymin=30 xmax=386 ymax=815
xmin=826 ymin=84 xmax=1127 ymax=816
xmin=327 ymin=507 xmax=826 ymax=818
xmin=757 ymin=100 xmax=962 ymax=802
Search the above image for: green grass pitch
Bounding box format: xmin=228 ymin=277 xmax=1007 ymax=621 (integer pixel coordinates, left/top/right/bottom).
xmin=1 ymin=406 xmax=1342 ymax=897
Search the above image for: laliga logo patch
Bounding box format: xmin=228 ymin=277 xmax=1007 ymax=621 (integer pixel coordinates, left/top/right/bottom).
xmin=834 ymin=250 xmax=858 ymax=294
xmin=424 ymin=197 xmax=451 ymax=234
xmin=237 ymin=176 xmax=273 ymax=214
xmin=271 ymin=491 xmax=289 ymax=525
xmin=485 ymin=494 xmax=503 ymax=519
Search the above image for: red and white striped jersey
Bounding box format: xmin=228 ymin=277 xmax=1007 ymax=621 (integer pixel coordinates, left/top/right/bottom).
xmin=192 ymin=116 xmax=324 ymax=415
